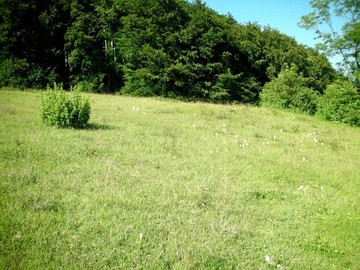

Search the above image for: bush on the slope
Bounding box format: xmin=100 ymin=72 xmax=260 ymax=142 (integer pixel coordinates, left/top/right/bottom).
xmin=40 ymin=83 xmax=91 ymax=128
xmin=316 ymin=80 xmax=360 ymax=126
xmin=260 ymin=65 xmax=318 ymax=115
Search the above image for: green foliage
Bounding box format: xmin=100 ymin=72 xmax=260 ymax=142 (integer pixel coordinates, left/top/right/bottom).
xmin=118 ymin=0 xmax=264 ymax=103
xmin=316 ymin=80 xmax=360 ymax=126
xmin=0 ymin=0 xmax=71 ymax=89
xmin=211 ymin=70 xmax=258 ymax=103
xmin=121 ymin=68 xmax=155 ymax=97
xmin=0 ymin=58 xmax=57 ymax=89
xmin=72 ymin=74 xmax=111 ymax=93
xmin=261 ymin=65 xmax=318 ymax=115
xmin=0 ymin=0 xmax=336 ymax=100
xmin=298 ymin=0 xmax=360 ymax=79
xmin=0 ymin=58 xmax=29 ymax=89
xmin=65 ymin=0 xmax=120 ymax=93
xmin=302 ymin=48 xmax=336 ymax=93
xmin=40 ymin=84 xmax=91 ymax=128
xmin=233 ymin=23 xmax=335 ymax=93
xmin=118 ymin=0 xmax=189 ymax=98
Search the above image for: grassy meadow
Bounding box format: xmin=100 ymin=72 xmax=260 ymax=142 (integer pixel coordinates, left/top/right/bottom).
xmin=0 ymin=89 xmax=360 ymax=269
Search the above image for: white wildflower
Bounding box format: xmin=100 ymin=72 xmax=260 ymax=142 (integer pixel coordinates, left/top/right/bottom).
xmin=298 ymin=185 xmax=305 ymax=191
xmin=239 ymin=140 xmax=248 ymax=148
xmin=265 ymin=255 xmax=275 ymax=265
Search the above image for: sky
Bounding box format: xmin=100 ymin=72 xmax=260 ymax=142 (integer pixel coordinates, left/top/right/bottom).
xmin=203 ymin=0 xmax=317 ymax=47
xmin=202 ymin=0 xmax=347 ymax=66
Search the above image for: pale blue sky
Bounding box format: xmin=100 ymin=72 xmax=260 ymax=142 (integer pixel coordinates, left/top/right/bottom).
xmin=202 ymin=0 xmax=347 ymax=66
xmin=203 ymin=0 xmax=317 ymax=47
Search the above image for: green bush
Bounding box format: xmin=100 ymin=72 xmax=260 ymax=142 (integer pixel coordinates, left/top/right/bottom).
xmin=40 ymin=84 xmax=91 ymax=128
xmin=260 ymin=65 xmax=318 ymax=115
xmin=0 ymin=58 xmax=30 ymax=89
xmin=0 ymin=58 xmax=58 ymax=89
xmin=316 ymin=80 xmax=360 ymax=126
xmin=121 ymin=68 xmax=155 ymax=97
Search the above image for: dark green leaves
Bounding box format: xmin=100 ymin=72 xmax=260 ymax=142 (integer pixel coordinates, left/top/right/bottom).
xmin=0 ymin=0 xmax=336 ymax=103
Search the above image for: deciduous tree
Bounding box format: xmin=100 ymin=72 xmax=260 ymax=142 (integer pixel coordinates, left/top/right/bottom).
xmin=299 ymin=0 xmax=360 ymax=80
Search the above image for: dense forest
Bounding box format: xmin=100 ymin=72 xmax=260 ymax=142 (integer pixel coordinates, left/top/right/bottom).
xmin=0 ymin=0 xmax=337 ymax=103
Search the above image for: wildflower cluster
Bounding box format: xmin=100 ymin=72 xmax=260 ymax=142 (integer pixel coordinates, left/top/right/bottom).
xmin=301 ymin=132 xmax=323 ymax=146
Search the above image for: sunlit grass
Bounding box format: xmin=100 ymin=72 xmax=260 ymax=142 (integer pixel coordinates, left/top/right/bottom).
xmin=1 ymin=90 xmax=359 ymax=269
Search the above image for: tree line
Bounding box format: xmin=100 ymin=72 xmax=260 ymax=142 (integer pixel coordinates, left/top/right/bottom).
xmin=0 ymin=0 xmax=337 ymax=103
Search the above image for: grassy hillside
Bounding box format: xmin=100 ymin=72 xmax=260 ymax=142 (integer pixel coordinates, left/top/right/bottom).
xmin=1 ymin=90 xmax=359 ymax=269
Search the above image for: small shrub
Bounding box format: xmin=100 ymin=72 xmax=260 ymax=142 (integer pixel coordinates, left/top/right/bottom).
xmin=260 ymin=65 xmax=318 ymax=115
xmin=0 ymin=58 xmax=58 ymax=89
xmin=0 ymin=57 xmax=29 ymax=89
xmin=316 ymin=80 xmax=360 ymax=126
xmin=121 ymin=68 xmax=156 ymax=97
xmin=72 ymin=73 xmax=109 ymax=93
xmin=40 ymin=84 xmax=91 ymax=128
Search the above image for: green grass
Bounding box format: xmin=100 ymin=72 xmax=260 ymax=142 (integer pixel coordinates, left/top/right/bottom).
xmin=1 ymin=90 xmax=359 ymax=269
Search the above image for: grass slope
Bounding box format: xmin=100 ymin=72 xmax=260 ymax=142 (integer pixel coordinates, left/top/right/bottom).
xmin=1 ymin=90 xmax=359 ymax=269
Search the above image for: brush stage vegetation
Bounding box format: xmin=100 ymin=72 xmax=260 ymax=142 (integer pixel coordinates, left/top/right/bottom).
xmin=40 ymin=84 xmax=91 ymax=128
xmin=1 ymin=0 xmax=359 ymax=126
xmin=0 ymin=0 xmax=335 ymax=102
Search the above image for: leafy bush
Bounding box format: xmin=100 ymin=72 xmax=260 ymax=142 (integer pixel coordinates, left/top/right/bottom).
xmin=316 ymin=80 xmax=360 ymax=126
xmin=121 ymin=68 xmax=155 ymax=97
xmin=40 ymin=84 xmax=91 ymax=128
xmin=71 ymin=73 xmax=111 ymax=93
xmin=0 ymin=58 xmax=58 ymax=89
xmin=260 ymin=65 xmax=318 ymax=115
xmin=0 ymin=58 xmax=30 ymax=89
xmin=211 ymin=71 xmax=259 ymax=103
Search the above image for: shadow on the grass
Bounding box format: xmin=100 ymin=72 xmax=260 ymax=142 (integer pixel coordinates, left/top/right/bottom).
xmin=84 ymin=123 xmax=114 ymax=130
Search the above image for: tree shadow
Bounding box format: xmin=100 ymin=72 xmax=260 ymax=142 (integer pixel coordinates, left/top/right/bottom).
xmin=84 ymin=123 xmax=114 ymax=130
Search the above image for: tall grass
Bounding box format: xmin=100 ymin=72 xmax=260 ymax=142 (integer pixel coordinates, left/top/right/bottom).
xmin=1 ymin=90 xmax=359 ymax=269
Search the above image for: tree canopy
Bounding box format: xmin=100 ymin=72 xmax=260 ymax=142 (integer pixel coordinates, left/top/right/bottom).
xmin=0 ymin=0 xmax=336 ymax=103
